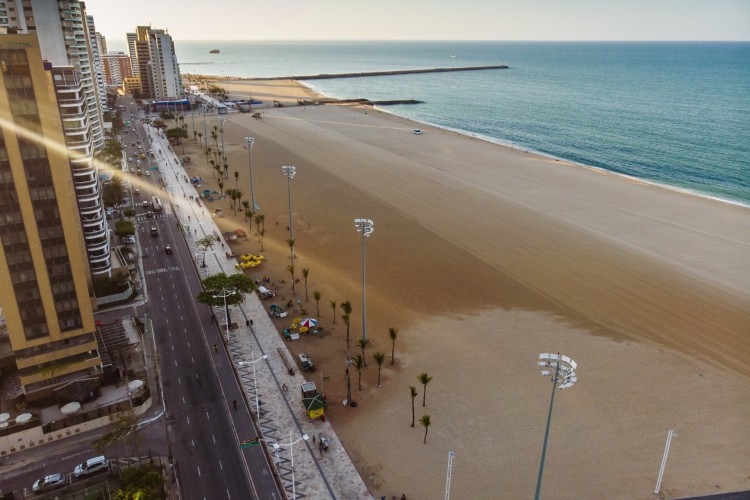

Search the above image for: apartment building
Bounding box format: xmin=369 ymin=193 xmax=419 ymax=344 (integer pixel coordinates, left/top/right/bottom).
xmin=0 ymin=33 xmax=102 ymax=402
xmin=85 ymin=13 xmax=107 ymax=115
xmin=2 ymin=0 xmax=111 ymax=277
xmin=102 ymin=51 xmax=132 ymax=85
xmin=127 ymin=25 xmax=182 ymax=99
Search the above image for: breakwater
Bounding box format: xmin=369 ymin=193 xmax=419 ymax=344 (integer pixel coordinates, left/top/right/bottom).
xmin=252 ymin=65 xmax=509 ymax=81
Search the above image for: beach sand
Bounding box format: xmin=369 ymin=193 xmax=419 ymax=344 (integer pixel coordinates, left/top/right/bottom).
xmin=178 ymin=78 xmax=750 ymax=499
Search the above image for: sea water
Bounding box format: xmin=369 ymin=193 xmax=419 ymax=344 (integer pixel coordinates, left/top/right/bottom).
xmin=167 ymin=41 xmax=750 ymax=206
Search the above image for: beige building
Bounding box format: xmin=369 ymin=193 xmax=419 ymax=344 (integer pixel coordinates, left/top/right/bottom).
xmin=0 ymin=34 xmax=101 ymax=402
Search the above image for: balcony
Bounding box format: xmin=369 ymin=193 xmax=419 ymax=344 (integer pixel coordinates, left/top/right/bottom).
xmin=86 ymin=238 xmax=110 ymax=255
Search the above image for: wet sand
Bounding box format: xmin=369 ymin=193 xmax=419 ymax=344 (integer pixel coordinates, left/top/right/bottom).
xmin=178 ymin=78 xmax=750 ymax=499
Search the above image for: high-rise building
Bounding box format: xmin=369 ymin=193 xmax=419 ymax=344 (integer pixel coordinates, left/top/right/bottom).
xmin=3 ymin=0 xmax=111 ymax=277
xmin=85 ymin=13 xmax=108 ymax=115
xmin=102 ymin=51 xmax=132 ymax=85
xmin=127 ymin=26 xmax=182 ymax=99
xmin=95 ymin=32 xmax=107 ymax=59
xmin=0 ymin=33 xmax=102 ymax=402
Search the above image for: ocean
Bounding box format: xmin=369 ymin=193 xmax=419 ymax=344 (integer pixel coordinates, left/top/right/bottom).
xmin=167 ymin=41 xmax=749 ymax=206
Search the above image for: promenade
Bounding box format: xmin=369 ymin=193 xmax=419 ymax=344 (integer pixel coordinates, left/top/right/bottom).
xmin=144 ymin=123 xmax=371 ymax=500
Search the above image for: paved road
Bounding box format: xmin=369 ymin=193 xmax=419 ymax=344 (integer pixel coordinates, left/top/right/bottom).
xmin=127 ymin=99 xmax=281 ymax=499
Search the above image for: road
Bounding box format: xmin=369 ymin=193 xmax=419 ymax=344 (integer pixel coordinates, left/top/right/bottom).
xmin=126 ymin=99 xmax=282 ymax=499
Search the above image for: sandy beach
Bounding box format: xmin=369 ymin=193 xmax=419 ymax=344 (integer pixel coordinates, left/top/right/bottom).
xmin=177 ymin=78 xmax=750 ymax=499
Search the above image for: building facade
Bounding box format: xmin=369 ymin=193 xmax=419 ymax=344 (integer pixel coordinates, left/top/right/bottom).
xmin=127 ymin=26 xmax=182 ymax=99
xmin=102 ymin=51 xmax=132 ymax=86
xmin=2 ymin=0 xmax=111 ymax=277
xmin=0 ymin=34 xmax=102 ymax=402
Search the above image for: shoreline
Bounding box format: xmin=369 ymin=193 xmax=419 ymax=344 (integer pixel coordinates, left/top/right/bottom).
xmin=191 ymin=73 xmax=750 ymax=209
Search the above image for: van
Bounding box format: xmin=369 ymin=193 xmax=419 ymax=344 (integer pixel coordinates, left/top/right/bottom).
xmin=74 ymin=455 xmax=109 ymax=477
xmin=257 ymin=286 xmax=275 ymax=299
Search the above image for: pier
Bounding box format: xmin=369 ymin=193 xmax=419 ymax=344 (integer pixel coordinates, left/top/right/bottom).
xmin=253 ymin=65 xmax=509 ymax=81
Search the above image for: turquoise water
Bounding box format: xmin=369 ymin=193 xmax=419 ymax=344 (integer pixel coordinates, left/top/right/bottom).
xmin=174 ymin=41 xmax=750 ymax=205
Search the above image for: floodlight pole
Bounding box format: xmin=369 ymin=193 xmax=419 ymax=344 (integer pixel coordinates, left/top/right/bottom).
xmin=239 ymin=352 xmax=268 ymax=416
xmin=219 ymin=115 xmax=226 ymax=178
xmin=245 ymin=137 xmax=256 ymax=211
xmin=445 ymin=451 xmax=455 ymax=500
xmin=282 ymin=166 xmax=296 ymax=261
xmin=535 ymin=353 xmax=577 ymax=500
xmin=354 ymin=219 xmax=374 ymax=342
xmin=654 ymin=429 xmax=678 ymax=495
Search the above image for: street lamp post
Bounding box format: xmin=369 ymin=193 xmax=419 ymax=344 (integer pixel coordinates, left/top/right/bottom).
xmin=354 ymin=218 xmax=374 ymax=342
xmin=219 ymin=115 xmax=226 ymax=178
xmin=282 ymin=165 xmax=296 ymax=261
xmin=269 ymin=431 xmax=309 ymax=500
xmin=212 ymin=288 xmax=236 ymax=339
xmin=654 ymin=429 xmax=678 ymax=495
xmin=238 ymin=351 xmax=268 ymax=416
xmin=245 ymin=137 xmax=257 ymax=211
xmin=535 ymin=353 xmax=577 ymax=500
xmin=445 ymin=450 xmax=455 ymax=500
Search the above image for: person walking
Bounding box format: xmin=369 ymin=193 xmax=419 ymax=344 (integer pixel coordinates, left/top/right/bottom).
xmin=213 ymin=344 xmax=218 ymax=353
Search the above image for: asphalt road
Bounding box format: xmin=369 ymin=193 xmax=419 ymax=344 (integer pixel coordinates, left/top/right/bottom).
xmin=129 ymin=101 xmax=281 ymax=499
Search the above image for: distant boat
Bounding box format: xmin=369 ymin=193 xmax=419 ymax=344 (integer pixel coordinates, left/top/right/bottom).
xmin=450 ymin=54 xmax=458 ymax=58
xmin=209 ymin=49 xmax=220 ymax=54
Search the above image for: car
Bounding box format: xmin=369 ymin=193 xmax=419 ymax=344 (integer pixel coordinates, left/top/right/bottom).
xmin=146 ymin=211 xmax=154 ymax=218
xmin=74 ymin=455 xmax=110 ymax=477
xmin=134 ymin=188 xmax=141 ymax=196
xmin=142 ymin=200 xmax=150 ymax=208
xmin=121 ymin=197 xmax=130 ymax=205
xmin=145 ymin=170 xmax=151 ymax=176
xmin=122 ymin=235 xmax=135 ymax=244
xmin=164 ymin=245 xmax=172 ymax=254
xmin=150 ymin=225 xmax=159 ymax=236
xmin=129 ymin=167 xmax=135 ymax=173
xmin=32 ymin=473 xmax=67 ymax=492
xmin=413 ymin=129 xmax=422 ymax=135
xmin=127 ymin=157 xmax=132 ymax=162
xmin=239 ymin=253 xmax=264 ymax=262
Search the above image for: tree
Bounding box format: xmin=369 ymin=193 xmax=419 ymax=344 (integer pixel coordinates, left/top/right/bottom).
xmin=286 ymin=264 xmax=296 ymax=294
xmin=198 ymin=131 xmax=203 ymax=147
xmin=357 ymin=338 xmax=369 ymax=367
xmin=166 ymin=126 xmax=188 ymax=145
xmin=196 ymin=273 xmax=255 ymax=330
xmin=196 ymin=234 xmax=217 ymax=267
xmin=217 ymin=180 xmax=224 ymax=196
xmin=329 ymin=300 xmax=337 ymax=324
xmin=389 ymin=327 xmax=399 ymax=365
xmin=234 ymin=171 xmax=239 ymax=192
xmin=410 ymin=386 xmax=418 ymax=427
xmin=302 ymin=268 xmax=310 ymax=301
xmin=373 ymin=352 xmax=385 ymax=386
xmin=254 ymin=213 xmax=265 ymax=233
xmin=340 ymin=301 xmax=352 ymax=349
xmin=96 ymin=138 xmax=123 ymax=167
xmin=117 ymin=464 xmax=165 ymax=499
xmin=419 ymin=415 xmax=432 ymax=444
xmin=312 ymin=291 xmax=321 ymax=316
xmin=417 ymin=372 xmax=433 ymax=407
xmin=92 ymin=408 xmax=140 ymax=455
xmin=353 ymin=354 xmax=364 ymax=391
xmin=115 ymin=220 xmax=135 ymax=237
xmin=258 ymin=228 xmax=266 ymax=251
xmin=152 ymin=118 xmax=167 ymax=130
xmin=286 ymin=238 xmax=295 ymax=265
xmin=193 ymin=130 xmax=198 ymax=142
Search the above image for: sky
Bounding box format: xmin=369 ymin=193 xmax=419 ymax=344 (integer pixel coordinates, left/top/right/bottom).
xmin=84 ymin=0 xmax=750 ymax=48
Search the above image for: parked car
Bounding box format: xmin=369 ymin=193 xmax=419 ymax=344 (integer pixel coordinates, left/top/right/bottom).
xmin=32 ymin=473 xmax=67 ymax=492
xmin=122 ymin=235 xmax=135 ymax=244
xmin=73 ymin=455 xmax=110 ymax=477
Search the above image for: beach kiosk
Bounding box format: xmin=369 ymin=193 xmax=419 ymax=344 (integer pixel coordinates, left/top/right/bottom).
xmin=301 ymin=381 xmax=326 ymax=420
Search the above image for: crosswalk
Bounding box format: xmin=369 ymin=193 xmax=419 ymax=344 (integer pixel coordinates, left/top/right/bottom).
xmin=135 ymin=212 xmax=168 ymax=222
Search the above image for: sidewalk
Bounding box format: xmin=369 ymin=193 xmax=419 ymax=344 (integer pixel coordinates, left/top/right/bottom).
xmin=144 ymin=124 xmax=372 ymax=499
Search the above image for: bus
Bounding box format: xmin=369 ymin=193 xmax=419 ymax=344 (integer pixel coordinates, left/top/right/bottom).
xmin=151 ymin=196 xmax=163 ymax=213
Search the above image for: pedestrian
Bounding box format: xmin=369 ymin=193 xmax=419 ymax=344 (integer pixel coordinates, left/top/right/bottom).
xmin=213 ymin=344 xmax=218 ymax=353
xmin=319 ymin=442 xmax=323 ymax=456
xmin=249 ymin=319 xmax=253 ymax=326
xmin=246 ymin=319 xmax=250 ymax=327
xmin=312 ymin=435 xmax=316 ymax=444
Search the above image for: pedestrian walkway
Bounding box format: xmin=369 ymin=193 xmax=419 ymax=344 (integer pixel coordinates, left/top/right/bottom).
xmin=143 ymin=124 xmax=371 ymax=499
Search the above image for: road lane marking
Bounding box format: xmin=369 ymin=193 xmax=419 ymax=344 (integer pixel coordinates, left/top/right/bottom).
xmin=197 ymin=466 xmax=201 ymax=477
xmin=174 ymin=360 xmax=177 ymax=367
xmin=213 ymin=434 xmax=216 ymax=444
xmin=192 ymin=439 xmax=195 ymax=447
xmin=182 ymin=396 xmax=186 ymax=404
xmin=186 ymin=416 xmax=190 ymax=425
xmin=178 ymin=377 xmax=181 ymax=385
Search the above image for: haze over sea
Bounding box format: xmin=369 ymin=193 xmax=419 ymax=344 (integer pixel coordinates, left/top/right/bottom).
xmin=172 ymin=41 xmax=750 ymax=206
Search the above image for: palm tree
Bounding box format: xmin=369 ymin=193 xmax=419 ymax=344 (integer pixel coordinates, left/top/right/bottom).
xmin=373 ymin=352 xmax=385 ymax=386
xmin=217 ymin=180 xmax=224 ymax=196
xmin=241 ymin=201 xmax=251 ymax=223
xmin=389 ymin=327 xmax=399 ymax=365
xmin=353 ymin=354 xmax=364 ymax=391
xmin=258 ymin=228 xmax=265 ymax=251
xmin=340 ymin=301 xmax=352 ymax=349
xmin=234 ymin=171 xmax=239 ymax=192
xmin=255 ymin=213 xmax=265 ymax=232
xmin=286 ymin=238 xmax=295 ymax=265
xmin=312 ymin=291 xmax=321 ymax=316
xmin=357 ymin=338 xmax=369 ymax=367
xmin=409 ymin=386 xmax=418 ymax=427
xmin=419 ymin=415 xmax=431 ymax=444
xmin=198 ymin=132 xmax=204 ymax=149
xmin=329 ymin=300 xmax=337 ymax=324
xmin=286 ymin=264 xmax=296 ymax=294
xmin=302 ymin=268 xmax=310 ymax=301
xmin=417 ymin=372 xmax=433 ymax=407
xmin=193 ymin=130 xmax=198 ymax=142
